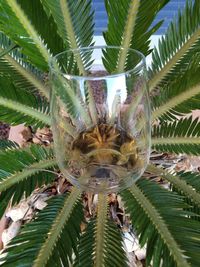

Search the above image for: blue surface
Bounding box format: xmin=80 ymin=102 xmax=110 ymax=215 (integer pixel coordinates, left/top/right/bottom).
xmin=92 ymin=0 xmax=186 ymax=36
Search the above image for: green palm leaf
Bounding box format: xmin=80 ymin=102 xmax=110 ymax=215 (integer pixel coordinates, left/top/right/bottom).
xmin=152 ymin=116 xmax=200 ymax=155
xmin=121 ymin=178 xmax=200 ymax=267
xmin=51 ymin=75 xmax=92 ymax=126
xmin=0 ymin=77 xmax=50 ymax=127
xmin=75 ymin=194 xmax=128 ymax=267
xmin=147 ymin=165 xmax=200 ymax=209
xmin=0 ymin=191 xmax=83 ymax=267
xmin=0 ymin=140 xmax=19 ymax=150
xmin=149 ymin=0 xmax=200 ymax=91
xmin=103 ymin=0 xmax=169 ymax=73
xmin=42 ymin=0 xmax=97 ymax=124
xmin=0 ymin=33 xmax=49 ymax=99
xmin=0 ymin=145 xmax=56 ymax=218
xmin=0 ymin=0 xmax=51 ymax=70
xmin=41 ymin=0 xmax=94 ymax=72
xmin=151 ymin=62 xmax=200 ymax=121
xmin=76 ymin=220 xmax=128 ymax=267
xmin=17 ymin=0 xmax=65 ymax=56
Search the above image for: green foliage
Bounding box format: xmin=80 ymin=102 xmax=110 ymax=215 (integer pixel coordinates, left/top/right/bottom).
xmin=0 ymin=140 xmax=19 ymax=150
xmin=121 ymin=179 xmax=200 ymax=267
xmin=17 ymin=0 xmax=65 ymax=56
xmin=149 ymin=0 xmax=200 ymax=91
xmin=0 ymin=145 xmax=56 ymax=217
xmin=152 ymin=61 xmax=200 ymax=121
xmin=178 ymin=171 xmax=200 ymax=193
xmin=75 ymin=194 xmax=128 ymax=267
xmin=147 ymin=165 xmax=200 ymax=210
xmin=51 ymin=76 xmax=91 ymax=126
xmin=103 ymin=0 xmax=169 ymax=72
xmin=41 ymin=0 xmax=94 ymax=72
xmin=0 ymin=193 xmax=83 ymax=267
xmin=76 ymin=219 xmax=128 ymax=267
xmin=0 ymin=33 xmax=49 ymax=98
xmin=152 ymin=116 xmax=200 ymax=154
xmin=0 ymin=76 xmax=50 ymax=127
xmin=0 ymin=0 xmax=51 ymax=70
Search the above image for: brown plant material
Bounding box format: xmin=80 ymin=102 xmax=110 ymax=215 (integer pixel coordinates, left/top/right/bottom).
xmin=32 ymin=127 xmax=53 ymax=145
xmin=0 ymin=213 xmax=8 ymax=250
xmin=0 ymin=123 xmax=10 ymax=140
xmin=72 ymin=123 xmax=138 ymax=167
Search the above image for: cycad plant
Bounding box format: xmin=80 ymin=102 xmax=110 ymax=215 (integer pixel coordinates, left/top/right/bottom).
xmin=0 ymin=0 xmax=200 ymax=266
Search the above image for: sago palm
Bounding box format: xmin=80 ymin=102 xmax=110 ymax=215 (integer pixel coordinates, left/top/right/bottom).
xmin=0 ymin=0 xmax=200 ymax=266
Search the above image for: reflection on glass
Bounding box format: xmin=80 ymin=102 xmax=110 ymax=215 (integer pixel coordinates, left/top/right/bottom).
xmin=50 ymin=46 xmax=151 ymax=193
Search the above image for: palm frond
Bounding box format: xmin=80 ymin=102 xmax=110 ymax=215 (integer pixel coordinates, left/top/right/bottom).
xmin=103 ymin=0 xmax=169 ymax=73
xmin=0 ymin=145 xmax=56 ymax=218
xmin=0 ymin=77 xmax=50 ymax=127
xmin=17 ymin=0 xmax=65 ymax=56
xmin=0 ymin=33 xmax=49 ymax=99
xmin=152 ymin=116 xmax=200 ymax=155
xmin=41 ymin=0 xmax=94 ymax=71
xmin=0 ymin=43 xmax=17 ymax=57
xmin=147 ymin=164 xmax=200 ymax=209
xmin=42 ymin=0 xmax=97 ymax=124
xmin=75 ymin=194 xmax=128 ymax=267
xmin=121 ymin=178 xmax=200 ymax=267
xmin=94 ymin=194 xmax=108 ymax=267
xmin=76 ymin=220 xmax=128 ymax=267
xmin=0 ymin=191 xmax=83 ymax=267
xmin=178 ymin=171 xmax=200 ymax=193
xmin=0 ymin=0 xmax=51 ymax=70
xmin=149 ymin=0 xmax=200 ymax=91
xmin=0 ymin=140 xmax=19 ymax=150
xmin=151 ymin=62 xmax=200 ymax=121
xmin=51 ymin=76 xmax=92 ymax=127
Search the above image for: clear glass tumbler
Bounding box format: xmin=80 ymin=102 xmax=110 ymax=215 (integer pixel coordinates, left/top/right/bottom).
xmin=49 ymin=46 xmax=151 ymax=192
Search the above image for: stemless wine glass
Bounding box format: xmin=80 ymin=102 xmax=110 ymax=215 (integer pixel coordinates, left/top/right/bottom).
xmin=49 ymin=46 xmax=151 ymax=193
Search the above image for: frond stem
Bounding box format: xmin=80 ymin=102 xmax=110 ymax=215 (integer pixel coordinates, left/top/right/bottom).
xmin=6 ymin=0 xmax=50 ymax=63
xmin=94 ymin=193 xmax=108 ymax=267
xmin=147 ymin=164 xmax=200 ymax=208
xmin=59 ymin=0 xmax=97 ymax=125
xmin=129 ymin=183 xmax=190 ymax=267
xmin=0 ymin=96 xmax=51 ymax=125
xmin=33 ymin=187 xmax=81 ymax=267
xmin=2 ymin=51 xmax=49 ymax=99
xmin=152 ymin=83 xmax=200 ymax=121
xmin=117 ymin=0 xmax=140 ymax=72
xmin=0 ymin=158 xmax=56 ymax=193
xmin=152 ymin=137 xmax=200 ymax=145
xmin=149 ymin=27 xmax=200 ymax=91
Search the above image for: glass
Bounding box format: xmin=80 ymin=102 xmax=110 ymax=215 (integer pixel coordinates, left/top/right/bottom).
xmin=49 ymin=46 xmax=151 ymax=193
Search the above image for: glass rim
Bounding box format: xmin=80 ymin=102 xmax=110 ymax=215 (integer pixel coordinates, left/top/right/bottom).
xmin=49 ymin=45 xmax=146 ymax=80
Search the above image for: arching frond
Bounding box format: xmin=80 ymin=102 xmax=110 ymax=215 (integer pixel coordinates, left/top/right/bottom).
xmin=17 ymin=0 xmax=65 ymax=56
xmin=152 ymin=116 xmax=200 ymax=155
xmin=0 ymin=140 xmax=19 ymax=150
xmin=42 ymin=0 xmax=97 ymax=124
xmin=103 ymin=0 xmax=169 ymax=72
xmin=121 ymin=179 xmax=200 ymax=267
xmin=147 ymin=164 xmax=200 ymax=209
xmin=0 ymin=145 xmax=56 ymax=218
xmin=0 ymin=192 xmax=83 ymax=267
xmin=0 ymin=33 xmax=49 ymax=99
xmin=151 ymin=62 xmax=200 ymax=121
xmin=75 ymin=194 xmax=128 ymax=267
xmin=0 ymin=77 xmax=50 ymax=127
xmin=149 ymin=0 xmax=200 ymax=91
xmin=0 ymin=0 xmax=51 ymax=70
xmin=41 ymin=0 xmax=94 ymax=71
